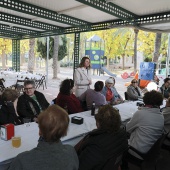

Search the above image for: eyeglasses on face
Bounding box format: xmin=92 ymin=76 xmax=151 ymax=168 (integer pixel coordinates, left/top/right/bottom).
xmin=132 ymin=82 xmax=138 ymax=84
xmin=24 ymin=87 xmax=34 ymax=91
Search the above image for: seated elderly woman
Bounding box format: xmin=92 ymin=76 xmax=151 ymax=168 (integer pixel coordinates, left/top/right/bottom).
xmin=127 ymin=79 xmax=142 ymax=101
xmin=8 ymin=105 xmax=79 ymax=170
xmin=126 ymin=90 xmax=164 ymax=159
xmin=110 ymin=77 xmax=123 ymax=102
xmin=75 ymin=105 xmax=128 ymax=170
xmin=0 ymin=89 xmax=21 ymax=125
xmin=102 ymin=78 xmax=123 ymax=105
xmin=56 ymin=79 xmax=83 ymax=114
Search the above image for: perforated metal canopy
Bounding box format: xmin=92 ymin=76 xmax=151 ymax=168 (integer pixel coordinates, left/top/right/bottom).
xmin=0 ymin=0 xmax=170 ymax=39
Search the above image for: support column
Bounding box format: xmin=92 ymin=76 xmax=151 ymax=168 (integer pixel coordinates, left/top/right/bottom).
xmin=134 ymin=29 xmax=139 ymax=73
xmin=73 ymin=32 xmax=80 ymax=71
xmin=12 ymin=39 xmax=20 ymax=71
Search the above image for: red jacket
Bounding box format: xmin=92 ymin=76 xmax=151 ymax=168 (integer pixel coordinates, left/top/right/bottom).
xmin=56 ymin=93 xmax=83 ymax=114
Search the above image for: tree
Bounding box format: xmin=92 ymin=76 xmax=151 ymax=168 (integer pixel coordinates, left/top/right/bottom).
xmin=28 ymin=38 xmax=35 ymax=73
xmin=134 ymin=29 xmax=139 ymax=73
xmin=53 ymin=36 xmax=59 ymax=79
xmin=20 ymin=39 xmax=29 ymax=66
xmin=138 ymin=31 xmax=155 ymax=60
xmin=37 ymin=37 xmax=54 ymax=60
xmin=58 ymin=35 xmax=67 ymax=61
xmin=113 ymin=28 xmax=134 ymax=70
xmin=153 ymin=33 xmax=162 ymax=63
xmin=0 ymin=38 xmax=12 ymax=68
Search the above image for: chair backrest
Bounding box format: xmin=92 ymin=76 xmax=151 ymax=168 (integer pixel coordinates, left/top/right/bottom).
xmin=124 ymin=92 xmax=128 ymax=100
xmin=126 ymin=133 xmax=167 ymax=170
xmin=145 ymin=133 xmax=167 ymax=160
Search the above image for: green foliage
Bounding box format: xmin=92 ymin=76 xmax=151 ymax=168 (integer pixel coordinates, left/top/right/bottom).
xmin=144 ymin=56 xmax=152 ymax=62
xmin=37 ymin=35 xmax=67 ymax=61
xmin=37 ymin=37 xmax=54 ymax=60
xmin=58 ymin=35 xmax=67 ymax=61
xmin=160 ymin=57 xmax=166 ymax=64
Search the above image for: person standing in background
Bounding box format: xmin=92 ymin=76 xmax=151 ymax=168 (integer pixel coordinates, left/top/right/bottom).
xmin=74 ymin=56 xmax=92 ymax=97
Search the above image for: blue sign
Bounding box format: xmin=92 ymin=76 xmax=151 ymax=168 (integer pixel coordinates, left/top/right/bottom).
xmin=139 ymin=62 xmax=156 ymax=80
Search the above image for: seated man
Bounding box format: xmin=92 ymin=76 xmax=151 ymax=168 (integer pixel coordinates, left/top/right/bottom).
xmin=126 ymin=90 xmax=164 ymax=159
xmin=0 ymin=89 xmax=21 ymax=125
xmin=17 ymin=80 xmax=49 ymax=122
xmin=79 ymin=81 xmax=107 ymax=110
xmin=8 ymin=105 xmax=79 ymax=170
xmin=159 ymin=78 xmax=170 ymax=99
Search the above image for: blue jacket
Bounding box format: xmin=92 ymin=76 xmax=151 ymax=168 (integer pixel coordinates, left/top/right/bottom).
xmin=102 ymin=86 xmax=122 ymax=102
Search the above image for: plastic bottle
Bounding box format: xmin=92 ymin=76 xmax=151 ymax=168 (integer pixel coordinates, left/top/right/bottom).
xmin=91 ymin=101 xmax=95 ymax=116
xmin=64 ymin=103 xmax=68 ymax=113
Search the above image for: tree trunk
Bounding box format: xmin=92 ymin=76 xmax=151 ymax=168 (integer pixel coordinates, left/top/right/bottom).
xmin=134 ymin=29 xmax=139 ymax=73
xmin=2 ymin=50 xmax=6 ymax=69
xmin=57 ymin=61 xmax=60 ymax=73
xmin=20 ymin=48 xmax=25 ymax=66
xmin=106 ymin=57 xmax=109 ymax=69
xmin=53 ymin=36 xmax=59 ymax=79
xmin=28 ymin=39 xmax=35 ymax=73
xmin=122 ymin=54 xmax=125 ymax=70
xmin=153 ymin=33 xmax=162 ymax=64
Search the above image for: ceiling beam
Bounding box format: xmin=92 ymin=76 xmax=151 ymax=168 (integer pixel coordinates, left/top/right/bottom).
xmin=76 ymin=0 xmax=138 ymax=23
xmin=138 ymin=12 xmax=170 ymax=26
xmin=0 ymin=0 xmax=90 ymax=26
xmin=0 ymin=30 xmax=20 ymax=39
xmin=0 ymin=12 xmax=63 ymax=31
xmin=0 ymin=23 xmax=40 ymax=35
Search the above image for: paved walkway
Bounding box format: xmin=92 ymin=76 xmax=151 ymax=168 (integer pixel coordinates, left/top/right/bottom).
xmin=37 ymin=67 xmax=134 ymax=103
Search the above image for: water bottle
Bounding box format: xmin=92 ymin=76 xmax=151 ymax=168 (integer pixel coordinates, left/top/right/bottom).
xmin=64 ymin=103 xmax=68 ymax=113
xmin=91 ymin=101 xmax=95 ymax=116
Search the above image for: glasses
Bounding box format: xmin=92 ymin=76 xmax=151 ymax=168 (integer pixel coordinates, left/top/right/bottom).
xmin=24 ymin=87 xmax=34 ymax=91
xmin=132 ymin=82 xmax=138 ymax=84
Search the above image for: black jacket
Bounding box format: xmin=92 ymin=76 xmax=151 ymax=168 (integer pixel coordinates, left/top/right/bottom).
xmin=76 ymin=128 xmax=128 ymax=170
xmin=17 ymin=90 xmax=49 ymax=121
xmin=0 ymin=102 xmax=21 ymax=125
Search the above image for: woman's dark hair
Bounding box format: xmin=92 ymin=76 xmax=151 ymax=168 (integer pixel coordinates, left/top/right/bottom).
xmin=95 ymin=105 xmax=121 ymax=133
xmin=143 ymin=90 xmax=163 ymax=107
xmin=2 ymin=89 xmax=19 ymax=102
xmin=164 ymin=78 xmax=170 ymax=84
xmin=60 ymin=79 xmax=74 ymax=95
xmin=38 ymin=105 xmax=69 ymax=142
xmin=94 ymin=81 xmax=104 ymax=92
xmin=79 ymin=56 xmax=91 ymax=69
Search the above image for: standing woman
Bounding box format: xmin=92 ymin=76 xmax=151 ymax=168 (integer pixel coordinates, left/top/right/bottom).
xmin=74 ymin=56 xmax=92 ymax=97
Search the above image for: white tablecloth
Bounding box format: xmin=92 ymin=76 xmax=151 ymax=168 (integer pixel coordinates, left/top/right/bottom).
xmin=0 ymin=72 xmax=42 ymax=88
xmin=0 ymin=102 xmax=138 ymax=168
